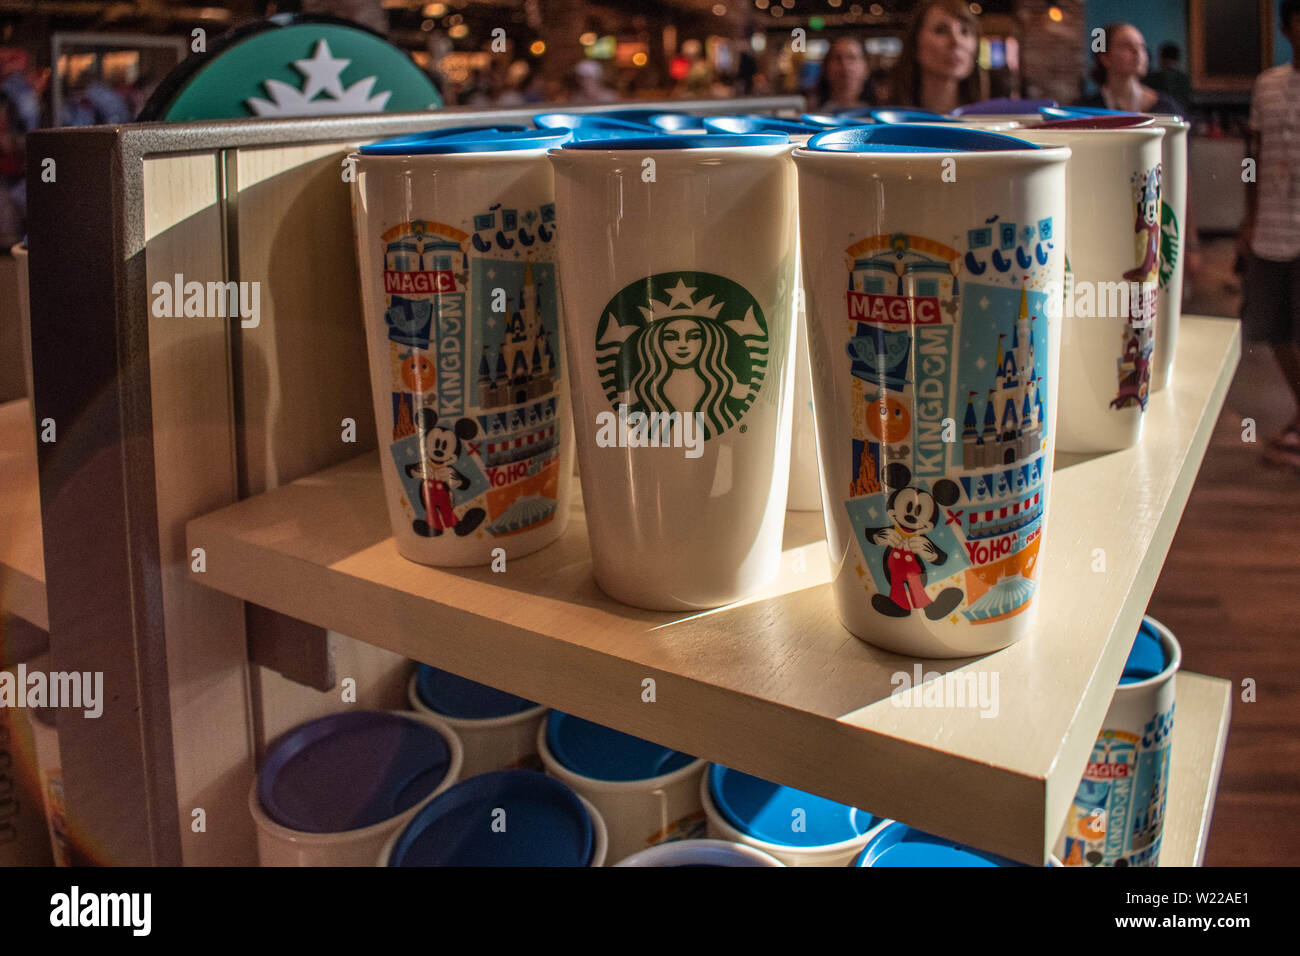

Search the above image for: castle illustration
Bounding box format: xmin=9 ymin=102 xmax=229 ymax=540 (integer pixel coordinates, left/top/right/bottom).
xmin=851 ymin=442 xmax=881 ymax=497
xmin=478 ymin=260 xmax=558 ymax=410
xmin=962 ymin=284 xmax=1044 ymax=469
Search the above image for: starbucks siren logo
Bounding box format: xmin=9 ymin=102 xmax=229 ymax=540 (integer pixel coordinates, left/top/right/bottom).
xmin=1158 ymin=201 xmax=1179 ymax=290
xmin=596 ymin=272 xmax=769 ymax=441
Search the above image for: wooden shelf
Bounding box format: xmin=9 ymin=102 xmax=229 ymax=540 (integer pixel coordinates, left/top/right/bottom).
xmin=1160 ymin=672 xmax=1232 ymax=867
xmin=0 ymin=399 xmax=46 ymax=631
xmin=186 ymin=316 xmax=1240 ymax=864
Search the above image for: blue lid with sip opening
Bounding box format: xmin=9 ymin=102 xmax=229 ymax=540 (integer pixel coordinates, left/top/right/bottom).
xmin=708 ymin=764 xmax=883 ymax=848
xmin=805 ymin=124 xmax=1040 ymax=154
xmin=414 ymin=664 xmax=538 ymax=720
xmin=855 ymin=822 xmax=1030 ymax=867
xmin=533 ymin=112 xmax=655 ymax=132
xmin=560 ymin=131 xmax=788 ymax=150
xmin=648 ymin=112 xmax=709 ymax=132
xmin=703 ymin=114 xmax=824 ymax=136
xmin=865 ymin=107 xmax=959 ymax=124
xmin=359 ymin=125 xmax=567 ymax=155
xmin=801 ymin=112 xmax=873 ymax=128
xmin=1040 ymin=105 xmax=1138 ymax=120
xmin=386 ymin=771 xmax=595 ymax=866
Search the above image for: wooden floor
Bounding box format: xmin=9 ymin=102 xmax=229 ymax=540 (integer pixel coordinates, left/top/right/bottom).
xmin=1148 ymin=239 xmax=1300 ymax=866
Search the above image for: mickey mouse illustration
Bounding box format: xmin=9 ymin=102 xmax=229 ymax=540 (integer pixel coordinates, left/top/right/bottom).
xmin=404 ymin=407 xmax=486 ymax=538
xmin=1123 ymin=164 xmax=1162 ymax=283
xmin=864 ymin=463 xmax=965 ymax=620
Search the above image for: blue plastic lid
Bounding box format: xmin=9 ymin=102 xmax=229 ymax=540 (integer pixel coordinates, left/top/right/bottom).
xmin=533 ymin=112 xmax=655 ymax=132
xmin=703 ymin=114 xmax=823 ymax=136
xmin=805 ymin=124 xmax=1039 ymax=154
xmin=258 ymin=711 xmax=453 ymax=833
xmin=867 ymin=108 xmax=959 ymax=124
xmin=601 ymin=108 xmax=685 ymax=124
xmin=561 ymin=132 xmax=788 ymax=150
xmin=801 ymin=112 xmax=873 ymax=128
xmin=708 ymin=765 xmax=882 ymax=848
xmin=359 ymin=125 xmax=567 ymax=155
xmin=414 ymin=664 xmax=537 ymax=720
xmin=648 ymin=112 xmax=708 ymax=132
xmin=1039 ymin=105 xmax=1139 ymax=120
xmin=558 ymin=126 xmax=655 ymax=143
xmin=953 ymin=97 xmax=1058 ymax=116
xmin=387 ymin=770 xmax=594 ymax=866
xmin=856 ymin=822 xmax=1028 ymax=866
xmin=546 ymin=712 xmax=697 ymax=781
xmin=1120 ymin=618 xmax=1170 ymax=684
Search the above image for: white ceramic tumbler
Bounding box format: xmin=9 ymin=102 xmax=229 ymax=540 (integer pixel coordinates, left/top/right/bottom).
xmin=1150 ymin=115 xmax=1189 ymax=393
xmin=548 ymin=132 xmax=798 ymax=610
xmin=350 ymin=127 xmax=576 ymax=567
xmin=795 ymin=124 xmax=1068 ymax=658
xmin=538 ymin=711 xmax=707 ymax=867
xmin=1016 ymin=117 xmax=1165 ymax=452
xmin=1056 ymin=615 xmax=1180 ymax=867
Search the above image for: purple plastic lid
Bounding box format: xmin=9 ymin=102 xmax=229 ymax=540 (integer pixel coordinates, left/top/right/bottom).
xmin=1023 ymin=114 xmax=1154 ymax=130
xmin=258 ymin=711 xmax=453 ymax=833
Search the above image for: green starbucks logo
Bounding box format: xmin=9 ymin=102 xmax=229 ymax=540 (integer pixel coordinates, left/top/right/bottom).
xmin=596 ymin=272 xmax=768 ymax=441
xmin=1159 ymin=201 xmax=1179 ymax=290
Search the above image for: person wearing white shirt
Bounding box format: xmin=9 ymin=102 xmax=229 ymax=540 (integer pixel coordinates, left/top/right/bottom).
xmin=1241 ymin=0 xmax=1300 ymax=468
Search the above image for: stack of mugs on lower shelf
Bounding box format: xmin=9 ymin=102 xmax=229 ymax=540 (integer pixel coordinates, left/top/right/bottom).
xmin=247 ymin=614 xmax=1180 ymax=868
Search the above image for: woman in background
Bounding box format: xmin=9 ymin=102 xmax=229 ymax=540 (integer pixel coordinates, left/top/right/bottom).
xmin=1077 ymin=23 xmax=1181 ymax=114
xmin=812 ymin=35 xmax=875 ymax=113
xmin=887 ymin=0 xmax=982 ymax=113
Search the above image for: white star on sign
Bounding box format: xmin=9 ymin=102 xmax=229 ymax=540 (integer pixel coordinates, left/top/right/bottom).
xmin=867 ymin=506 xmax=877 ymax=519
xmin=295 ymin=40 xmax=350 ymax=101
xmin=486 ymin=269 xmax=495 ymax=279
xmin=975 ymin=356 xmax=986 ymax=370
xmin=663 ymin=278 xmax=697 ymax=308
xmin=979 ymin=296 xmax=990 ymax=310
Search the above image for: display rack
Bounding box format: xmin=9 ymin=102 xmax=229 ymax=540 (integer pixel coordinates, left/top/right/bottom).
xmin=23 ymin=99 xmax=802 ymax=866
xmin=186 ymin=317 xmax=1238 ymax=864
xmin=23 ymin=102 xmax=1237 ymax=867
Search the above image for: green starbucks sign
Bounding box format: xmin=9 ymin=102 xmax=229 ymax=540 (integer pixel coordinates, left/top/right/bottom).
xmin=142 ymin=16 xmax=440 ymax=122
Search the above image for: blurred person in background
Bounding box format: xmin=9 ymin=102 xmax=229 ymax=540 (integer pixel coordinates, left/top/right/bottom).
xmin=1076 ymin=23 xmax=1180 ymax=114
xmin=1145 ymin=42 xmax=1193 ymax=116
xmin=0 ymin=89 xmax=24 ymax=246
xmin=1 ymin=49 xmax=40 ymax=134
xmin=495 ymin=60 xmax=530 ymax=107
xmin=1239 ymin=0 xmax=1300 ymax=469
xmin=0 ymin=49 xmax=38 ymax=247
xmin=569 ymin=59 xmax=617 ymax=105
xmin=60 ymin=61 xmax=132 ymax=126
xmin=811 ymin=35 xmax=874 ymax=113
xmin=887 ymin=0 xmax=981 ymax=113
